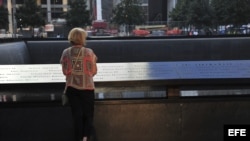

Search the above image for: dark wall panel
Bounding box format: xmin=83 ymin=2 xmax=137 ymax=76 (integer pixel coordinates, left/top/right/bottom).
xmin=1 ymin=37 xmax=250 ymax=64
xmin=26 ymin=40 xmax=70 ymax=64
xmin=0 ymin=106 xmax=74 ymax=141
xmin=0 ymin=42 xmax=30 ymax=64
xmin=1 ymin=98 xmax=250 ymax=141
xmin=25 ymin=37 xmax=250 ymax=64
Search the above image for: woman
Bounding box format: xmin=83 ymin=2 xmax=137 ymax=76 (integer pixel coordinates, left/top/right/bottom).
xmin=60 ymin=27 xmax=97 ymax=141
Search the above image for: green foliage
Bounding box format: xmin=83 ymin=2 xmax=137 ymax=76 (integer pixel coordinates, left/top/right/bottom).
xmin=15 ymin=0 xmax=45 ymax=28
xmin=0 ymin=6 xmax=9 ymax=30
xmin=169 ymin=0 xmax=213 ymax=28
xmin=170 ymin=0 xmax=250 ymax=27
xmin=65 ymin=0 xmax=90 ymax=28
xmin=187 ymin=0 xmax=214 ymax=27
xmin=211 ymin=0 xmax=250 ymax=26
xmin=112 ymin=0 xmax=145 ymax=25
xmin=169 ymin=0 xmax=189 ymax=22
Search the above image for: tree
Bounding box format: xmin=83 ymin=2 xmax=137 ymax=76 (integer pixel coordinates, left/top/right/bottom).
xmin=0 ymin=5 xmax=9 ymax=30
xmin=186 ymin=0 xmax=214 ymax=28
xmin=65 ymin=0 xmax=90 ymax=28
xmin=171 ymin=0 xmax=250 ymax=28
xmin=169 ymin=0 xmax=214 ymax=28
xmin=169 ymin=0 xmax=189 ymax=22
xmin=211 ymin=0 xmax=250 ymax=26
xmin=112 ymin=0 xmax=146 ymax=25
xmin=15 ymin=0 xmax=45 ymax=30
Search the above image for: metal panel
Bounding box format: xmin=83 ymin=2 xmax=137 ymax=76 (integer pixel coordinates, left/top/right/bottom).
xmin=1 ymin=60 xmax=250 ymax=84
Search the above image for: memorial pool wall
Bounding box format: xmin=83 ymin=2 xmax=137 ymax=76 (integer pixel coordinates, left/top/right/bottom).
xmin=1 ymin=37 xmax=250 ymax=141
xmin=1 ymin=36 xmax=250 ymax=64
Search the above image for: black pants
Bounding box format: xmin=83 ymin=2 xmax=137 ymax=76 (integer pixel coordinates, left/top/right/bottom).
xmin=66 ymin=87 xmax=95 ymax=141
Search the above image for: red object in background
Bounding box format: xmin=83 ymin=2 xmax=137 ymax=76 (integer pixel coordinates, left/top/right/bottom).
xmin=133 ymin=29 xmax=150 ymax=36
xmin=0 ymin=0 xmax=2 ymax=6
xmin=92 ymin=21 xmax=108 ymax=29
xmin=166 ymin=28 xmax=182 ymax=35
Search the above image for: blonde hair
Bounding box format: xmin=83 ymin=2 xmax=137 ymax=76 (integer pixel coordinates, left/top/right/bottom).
xmin=68 ymin=28 xmax=88 ymax=45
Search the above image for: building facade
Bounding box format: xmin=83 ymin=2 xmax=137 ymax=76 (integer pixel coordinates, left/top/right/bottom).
xmin=6 ymin=0 xmax=73 ymax=33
